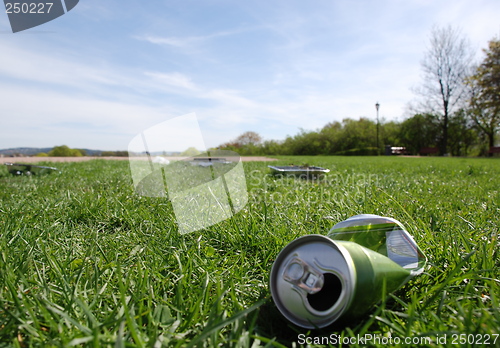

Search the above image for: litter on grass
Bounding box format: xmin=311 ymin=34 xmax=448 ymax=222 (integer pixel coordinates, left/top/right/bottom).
xmin=269 ymin=214 xmax=426 ymax=328
xmin=268 ymin=165 xmax=330 ymax=179
xmin=4 ymin=162 xmax=60 ymax=176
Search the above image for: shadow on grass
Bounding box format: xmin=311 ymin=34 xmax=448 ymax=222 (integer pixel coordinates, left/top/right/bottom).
xmin=254 ymin=298 xmax=365 ymax=346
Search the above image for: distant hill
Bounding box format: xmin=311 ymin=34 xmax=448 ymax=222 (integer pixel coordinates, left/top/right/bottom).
xmin=0 ymin=147 xmax=103 ymax=157
xmin=0 ymin=147 xmax=184 ymax=157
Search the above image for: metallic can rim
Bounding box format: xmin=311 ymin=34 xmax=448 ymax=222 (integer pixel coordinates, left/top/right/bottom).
xmin=270 ymin=234 xmax=357 ymax=329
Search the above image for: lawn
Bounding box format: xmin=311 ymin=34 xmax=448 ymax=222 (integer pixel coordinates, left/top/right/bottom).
xmin=0 ymin=156 xmax=499 ymax=347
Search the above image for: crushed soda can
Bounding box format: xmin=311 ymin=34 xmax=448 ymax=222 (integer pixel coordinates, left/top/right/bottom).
xmin=269 ymin=214 xmax=426 ymax=328
xmin=4 ymin=162 xmax=60 ymax=176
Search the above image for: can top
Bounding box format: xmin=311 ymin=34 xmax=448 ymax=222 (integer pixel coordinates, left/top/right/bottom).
xmin=269 ymin=234 xmax=355 ymax=329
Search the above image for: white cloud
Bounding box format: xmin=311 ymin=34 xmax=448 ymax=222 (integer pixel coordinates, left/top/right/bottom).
xmin=144 ymin=71 xmax=198 ymax=91
xmin=137 ymin=35 xmax=188 ymax=48
xmin=201 ymin=89 xmax=257 ymax=108
xmin=0 ymin=83 xmax=183 ymax=149
xmin=135 ymin=28 xmax=253 ymax=48
xmin=0 ymin=40 xmax=123 ymax=89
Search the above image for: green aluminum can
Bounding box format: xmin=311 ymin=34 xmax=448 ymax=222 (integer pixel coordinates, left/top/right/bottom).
xmin=269 ymin=214 xmax=426 ymax=328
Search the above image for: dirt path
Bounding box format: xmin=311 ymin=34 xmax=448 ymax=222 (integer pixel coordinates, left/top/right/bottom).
xmin=0 ymin=156 xmax=278 ymax=164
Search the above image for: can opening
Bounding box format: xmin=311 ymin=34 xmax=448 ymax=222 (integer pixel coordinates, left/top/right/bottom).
xmin=306 ymin=273 xmax=342 ymax=312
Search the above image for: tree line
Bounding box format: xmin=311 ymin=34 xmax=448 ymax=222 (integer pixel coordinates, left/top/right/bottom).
xmin=220 ymin=28 xmax=499 ymax=157
xmin=35 ymin=146 xmax=128 ymax=157
xmin=218 ymin=111 xmax=478 ymax=156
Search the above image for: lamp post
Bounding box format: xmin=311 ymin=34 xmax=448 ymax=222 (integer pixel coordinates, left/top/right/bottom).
xmin=375 ymin=102 xmax=380 ymax=155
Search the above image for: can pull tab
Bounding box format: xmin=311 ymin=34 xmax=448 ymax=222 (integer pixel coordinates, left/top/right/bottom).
xmin=282 ymin=257 xmax=324 ymax=294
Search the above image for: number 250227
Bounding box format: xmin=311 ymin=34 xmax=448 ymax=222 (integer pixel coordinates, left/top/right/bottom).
xmin=5 ymin=3 xmax=54 ymax=14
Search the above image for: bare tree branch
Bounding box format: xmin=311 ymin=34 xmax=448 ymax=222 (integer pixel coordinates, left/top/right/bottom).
xmin=415 ymin=25 xmax=474 ymax=154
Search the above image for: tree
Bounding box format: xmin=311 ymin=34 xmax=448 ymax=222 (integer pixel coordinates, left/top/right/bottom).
xmin=416 ymin=25 xmax=474 ymax=155
xmin=380 ymin=121 xmax=402 ymax=148
xmin=338 ymin=118 xmax=377 ymax=152
xmin=399 ymin=114 xmax=441 ymax=155
xmin=233 ymin=131 xmax=262 ymax=146
xmin=447 ymin=109 xmax=479 ymax=156
xmin=260 ymin=139 xmax=284 ymax=155
xmin=48 ymin=145 xmax=83 ymax=157
xmin=181 ymin=147 xmax=201 ymax=156
xmin=319 ymin=121 xmax=342 ymax=154
xmin=218 ymin=131 xmax=263 ymax=155
xmin=467 ymin=38 xmax=500 ymax=150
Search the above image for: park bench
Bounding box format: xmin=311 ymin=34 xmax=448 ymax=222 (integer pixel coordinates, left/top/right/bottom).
xmin=488 ymin=146 xmax=500 ymax=154
xmin=419 ymin=147 xmax=438 ymax=156
xmin=384 ymin=146 xmax=408 ymax=155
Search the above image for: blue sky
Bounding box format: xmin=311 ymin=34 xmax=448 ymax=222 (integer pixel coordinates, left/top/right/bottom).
xmin=1 ymin=0 xmax=499 ymax=151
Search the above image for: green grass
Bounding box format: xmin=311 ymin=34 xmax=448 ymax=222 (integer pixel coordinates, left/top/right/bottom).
xmin=0 ymin=156 xmax=499 ymax=347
